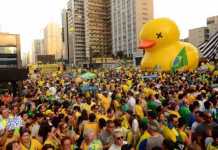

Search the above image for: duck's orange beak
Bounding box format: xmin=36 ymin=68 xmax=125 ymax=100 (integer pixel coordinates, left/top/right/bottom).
xmin=139 ymin=40 xmax=156 ymax=49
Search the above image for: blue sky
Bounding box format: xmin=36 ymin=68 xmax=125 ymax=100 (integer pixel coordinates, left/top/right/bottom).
xmin=0 ymin=0 xmax=218 ymax=54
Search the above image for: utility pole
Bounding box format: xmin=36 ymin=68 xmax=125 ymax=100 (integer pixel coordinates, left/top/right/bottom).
xmin=66 ymin=9 xmax=72 ymax=65
xmin=90 ymin=46 xmax=93 ymax=69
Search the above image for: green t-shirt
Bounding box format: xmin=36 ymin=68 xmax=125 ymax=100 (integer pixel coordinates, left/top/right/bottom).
xmin=88 ymin=139 xmax=103 ymax=150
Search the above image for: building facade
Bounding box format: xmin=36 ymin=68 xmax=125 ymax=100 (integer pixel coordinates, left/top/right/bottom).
xmin=84 ymin=0 xmax=112 ymax=61
xmin=207 ymin=16 xmax=218 ymax=37
xmin=44 ymin=23 xmax=63 ymax=60
xmin=111 ymin=0 xmax=153 ymax=56
xmin=188 ymin=27 xmax=209 ymax=47
xmin=32 ymin=39 xmax=44 ymax=63
xmin=62 ymin=0 xmax=86 ymax=65
xmin=63 ymin=0 xmax=112 ymax=66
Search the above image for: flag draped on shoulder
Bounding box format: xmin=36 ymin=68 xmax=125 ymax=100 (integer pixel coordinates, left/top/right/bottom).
xmin=171 ymin=47 xmax=188 ymax=72
xmin=199 ymin=32 xmax=218 ymax=60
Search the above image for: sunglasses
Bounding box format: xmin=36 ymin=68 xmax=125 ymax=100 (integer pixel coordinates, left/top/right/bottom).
xmin=116 ymin=136 xmax=123 ymax=140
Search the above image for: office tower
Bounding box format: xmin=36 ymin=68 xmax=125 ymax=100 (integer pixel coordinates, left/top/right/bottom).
xmin=32 ymin=39 xmax=44 ymax=63
xmin=111 ymin=0 xmax=154 ymax=56
xmin=44 ymin=23 xmax=62 ymax=59
xmin=188 ymin=27 xmax=209 ymax=47
xmin=63 ymin=0 xmax=111 ymax=66
xmin=207 ymin=16 xmax=218 ymax=37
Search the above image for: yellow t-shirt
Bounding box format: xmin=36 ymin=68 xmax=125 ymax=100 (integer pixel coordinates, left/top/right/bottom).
xmin=81 ymin=142 xmax=89 ymax=150
xmin=21 ymin=139 xmax=42 ymax=150
xmin=44 ymin=138 xmax=59 ymax=150
xmin=144 ymin=88 xmax=156 ymax=97
xmin=137 ymin=131 xmax=150 ymax=150
xmin=97 ymin=94 xmax=111 ymax=111
xmin=38 ymin=80 xmax=44 ymax=87
xmin=83 ymin=122 xmax=99 ymax=136
xmin=135 ymin=104 xmax=144 ymax=119
xmin=178 ymin=130 xmax=188 ymax=143
xmin=185 ymin=94 xmax=196 ymax=104
xmin=121 ymin=115 xmax=130 ymax=129
xmin=162 ymin=125 xmax=178 ymax=143
xmin=207 ymin=144 xmax=218 ymax=150
xmin=80 ymin=103 xmax=91 ymax=112
xmin=96 ymin=113 xmax=108 ymax=121
xmin=0 ymin=118 xmax=7 ymax=129
xmin=113 ymin=100 xmax=120 ymax=111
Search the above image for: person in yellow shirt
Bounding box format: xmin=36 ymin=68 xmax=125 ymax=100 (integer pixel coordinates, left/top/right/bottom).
xmin=167 ymin=102 xmax=181 ymax=118
xmin=162 ymin=114 xmax=179 ymax=143
xmin=2 ymin=129 xmax=19 ymax=150
xmin=135 ymin=98 xmax=144 ymax=119
xmin=80 ymin=130 xmax=102 ymax=150
xmin=83 ymin=113 xmax=99 ymax=137
xmin=106 ymin=108 xmax=115 ymax=121
xmin=42 ymin=144 xmax=55 ymax=150
xmin=5 ymin=140 xmax=22 ymax=150
xmin=177 ymin=118 xmax=191 ymax=145
xmin=61 ymin=136 xmax=74 ymax=150
xmin=44 ymin=126 xmax=60 ymax=150
xmin=20 ymin=128 xmax=42 ymax=150
xmin=97 ymin=93 xmax=111 ymax=112
xmin=137 ymin=118 xmax=150 ymax=150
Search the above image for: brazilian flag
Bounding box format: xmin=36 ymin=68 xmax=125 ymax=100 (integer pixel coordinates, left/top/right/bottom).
xmin=171 ymin=47 xmax=188 ymax=72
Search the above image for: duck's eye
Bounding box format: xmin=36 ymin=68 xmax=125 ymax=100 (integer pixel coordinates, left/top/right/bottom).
xmin=156 ymin=32 xmax=163 ymax=39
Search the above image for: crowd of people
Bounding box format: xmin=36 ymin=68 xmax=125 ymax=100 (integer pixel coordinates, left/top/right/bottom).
xmin=0 ymin=62 xmax=218 ymax=150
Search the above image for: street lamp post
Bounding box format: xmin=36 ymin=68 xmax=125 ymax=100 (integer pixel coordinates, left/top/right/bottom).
xmin=66 ymin=10 xmax=70 ymax=65
xmin=90 ymin=46 xmax=93 ymax=69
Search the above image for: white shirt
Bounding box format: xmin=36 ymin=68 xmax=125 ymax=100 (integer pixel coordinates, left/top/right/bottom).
xmin=191 ymin=121 xmax=199 ymax=133
xmin=109 ymin=144 xmax=121 ymax=150
xmin=199 ymin=99 xmax=207 ymax=112
xmin=132 ymin=119 xmax=139 ymax=133
xmin=49 ymin=87 xmax=57 ymax=95
xmin=128 ymin=96 xmax=136 ymax=112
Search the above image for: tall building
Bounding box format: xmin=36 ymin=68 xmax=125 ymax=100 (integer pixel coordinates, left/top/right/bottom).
xmin=84 ymin=0 xmax=112 ymax=60
xmin=188 ymin=27 xmax=209 ymax=47
xmin=44 ymin=23 xmax=63 ymax=59
xmin=63 ymin=0 xmax=86 ymax=65
xmin=111 ymin=0 xmax=153 ymax=56
xmin=63 ymin=0 xmax=112 ymax=66
xmin=207 ymin=16 xmax=218 ymax=37
xmin=21 ymin=52 xmax=28 ymax=66
xmin=32 ymin=39 xmax=44 ymax=63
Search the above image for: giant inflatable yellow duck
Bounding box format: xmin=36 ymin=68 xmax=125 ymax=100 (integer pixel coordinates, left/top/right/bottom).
xmin=139 ymin=18 xmax=199 ymax=71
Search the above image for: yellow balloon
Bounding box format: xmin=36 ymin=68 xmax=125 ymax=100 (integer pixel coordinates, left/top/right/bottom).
xmin=139 ymin=18 xmax=199 ymax=72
